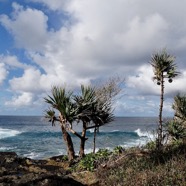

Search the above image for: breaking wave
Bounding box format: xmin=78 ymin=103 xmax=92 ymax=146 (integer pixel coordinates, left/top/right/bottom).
xmin=0 ymin=128 xmax=21 ymax=139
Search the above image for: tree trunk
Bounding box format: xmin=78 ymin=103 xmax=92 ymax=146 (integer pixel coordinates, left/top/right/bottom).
xmin=59 ymin=113 xmax=75 ymax=161
xmin=93 ymin=127 xmax=97 ymax=154
xmin=157 ymin=73 xmax=164 ymax=150
xmin=61 ymin=125 xmax=75 ymax=161
xmin=79 ymin=122 xmax=87 ymax=158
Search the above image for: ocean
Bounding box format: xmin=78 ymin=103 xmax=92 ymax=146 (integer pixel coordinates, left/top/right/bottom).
xmin=0 ymin=116 xmax=165 ymax=159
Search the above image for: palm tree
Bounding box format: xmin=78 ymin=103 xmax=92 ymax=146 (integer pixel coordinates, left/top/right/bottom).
xmin=44 ymin=86 xmax=75 ymax=161
xmin=90 ymin=100 xmax=114 ymax=153
xmin=150 ymin=49 xmax=180 ymax=149
xmin=44 ymin=85 xmax=114 ymax=159
xmin=74 ymin=85 xmax=97 ymax=157
xmin=74 ymin=85 xmax=114 ymax=156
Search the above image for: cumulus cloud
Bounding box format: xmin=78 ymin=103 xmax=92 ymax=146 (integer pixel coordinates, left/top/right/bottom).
xmin=0 ymin=54 xmax=29 ymax=69
xmin=127 ymin=64 xmax=159 ymax=95
xmin=165 ymin=70 xmax=186 ymax=95
xmin=0 ymin=2 xmax=48 ymax=50
xmin=0 ymin=0 xmax=186 ymax=115
xmin=1 ymin=1 xmax=186 ymax=81
xmin=5 ymin=92 xmax=33 ymax=107
xmin=115 ymin=14 xmax=168 ymax=55
xmin=127 ymin=64 xmax=186 ymax=97
xmin=9 ymin=66 xmax=91 ymax=94
xmin=0 ymin=63 xmax=8 ymax=84
xmin=30 ymin=0 xmax=68 ymax=11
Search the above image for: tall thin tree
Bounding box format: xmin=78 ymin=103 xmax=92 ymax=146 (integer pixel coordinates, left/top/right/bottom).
xmin=150 ymin=49 xmax=180 ymax=149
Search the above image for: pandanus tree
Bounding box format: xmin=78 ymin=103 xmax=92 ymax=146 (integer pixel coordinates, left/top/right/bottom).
xmin=89 ymin=100 xmax=114 ymax=153
xmin=44 ymin=77 xmax=123 ymax=159
xmin=44 ymin=85 xmax=115 ymax=159
xmin=150 ymin=49 xmax=180 ymax=149
xmin=44 ymin=86 xmax=76 ymax=161
xmin=74 ymin=85 xmax=114 ymax=157
xmin=74 ymin=85 xmax=97 ymax=157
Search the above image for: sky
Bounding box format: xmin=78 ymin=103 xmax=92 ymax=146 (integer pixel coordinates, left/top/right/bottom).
xmin=0 ymin=0 xmax=186 ymax=117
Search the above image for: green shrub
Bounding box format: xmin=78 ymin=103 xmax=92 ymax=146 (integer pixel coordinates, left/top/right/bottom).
xmin=145 ymin=141 xmax=156 ymax=151
xmin=166 ymin=120 xmax=186 ymax=141
xmin=96 ymin=148 xmax=111 ymax=157
xmin=113 ymin=146 xmax=124 ymax=154
xmin=77 ymin=153 xmax=96 ymax=171
xmin=74 ymin=149 xmax=112 ymax=171
xmin=61 ymin=155 xmax=68 ymax=161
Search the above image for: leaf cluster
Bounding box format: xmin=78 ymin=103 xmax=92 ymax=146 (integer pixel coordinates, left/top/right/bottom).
xmin=150 ymin=49 xmax=180 ymax=84
xmin=44 ymin=84 xmax=115 ymax=130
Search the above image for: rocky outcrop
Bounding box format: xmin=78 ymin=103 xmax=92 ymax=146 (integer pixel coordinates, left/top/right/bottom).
xmin=0 ymin=152 xmax=85 ymax=186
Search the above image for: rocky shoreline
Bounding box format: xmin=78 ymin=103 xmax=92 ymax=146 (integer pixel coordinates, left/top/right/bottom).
xmin=0 ymin=152 xmax=86 ymax=186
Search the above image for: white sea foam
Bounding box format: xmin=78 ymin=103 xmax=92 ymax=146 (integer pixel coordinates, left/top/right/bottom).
xmin=111 ymin=130 xmax=120 ymax=132
xmin=0 ymin=147 xmax=15 ymax=151
xmin=23 ymin=152 xmax=45 ymax=159
xmin=135 ymin=128 xmax=155 ymax=140
xmin=84 ymin=147 xmax=113 ymax=154
xmin=0 ymin=128 xmax=21 ymax=139
xmin=88 ymin=129 xmax=94 ymax=133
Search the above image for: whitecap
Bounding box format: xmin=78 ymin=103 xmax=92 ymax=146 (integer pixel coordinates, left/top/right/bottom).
xmin=23 ymin=152 xmax=46 ymax=159
xmin=0 ymin=128 xmax=21 ymax=139
xmin=111 ymin=130 xmax=120 ymax=133
xmin=88 ymin=129 xmax=94 ymax=133
xmin=84 ymin=148 xmax=99 ymax=154
xmin=0 ymin=147 xmax=15 ymax=151
xmin=134 ymin=128 xmax=155 ymax=140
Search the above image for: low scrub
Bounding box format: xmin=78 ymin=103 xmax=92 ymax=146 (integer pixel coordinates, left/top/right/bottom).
xmin=72 ymin=147 xmax=124 ymax=172
xmin=96 ymin=143 xmax=186 ymax=186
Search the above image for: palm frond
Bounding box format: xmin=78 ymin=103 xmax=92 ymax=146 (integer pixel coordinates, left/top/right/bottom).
xmin=150 ymin=49 xmax=180 ymax=81
xmin=44 ymin=108 xmax=58 ymax=126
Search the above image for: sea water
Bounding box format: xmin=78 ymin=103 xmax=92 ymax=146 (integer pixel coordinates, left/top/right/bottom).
xmin=0 ymin=116 xmax=166 ymax=159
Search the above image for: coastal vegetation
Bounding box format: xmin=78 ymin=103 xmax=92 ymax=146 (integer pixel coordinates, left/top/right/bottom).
xmin=40 ymin=50 xmax=186 ymax=185
xmin=166 ymin=93 xmax=186 ymax=142
xmin=0 ymin=141 xmax=185 ymax=185
xmin=69 ymin=88 xmax=186 ymax=185
xmin=1 ymin=50 xmax=185 ymax=185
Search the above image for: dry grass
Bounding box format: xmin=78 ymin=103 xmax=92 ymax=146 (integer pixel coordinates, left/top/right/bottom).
xmin=96 ymin=144 xmax=186 ymax=186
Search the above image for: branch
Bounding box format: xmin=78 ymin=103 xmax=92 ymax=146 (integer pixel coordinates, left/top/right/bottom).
xmin=68 ymin=128 xmax=88 ymax=140
xmin=86 ymin=125 xmax=100 ymax=130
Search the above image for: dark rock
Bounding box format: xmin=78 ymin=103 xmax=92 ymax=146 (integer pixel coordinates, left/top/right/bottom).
xmin=0 ymin=152 xmax=86 ymax=186
xmin=0 ymin=152 xmax=18 ymax=164
xmin=17 ymin=175 xmax=85 ymax=186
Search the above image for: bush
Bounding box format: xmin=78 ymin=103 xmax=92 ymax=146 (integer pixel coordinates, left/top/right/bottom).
xmin=145 ymin=141 xmax=156 ymax=151
xmin=166 ymin=120 xmax=186 ymax=141
xmin=113 ymin=146 xmax=124 ymax=154
xmin=96 ymin=143 xmax=186 ymax=186
xmin=74 ymin=149 xmax=112 ymax=171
